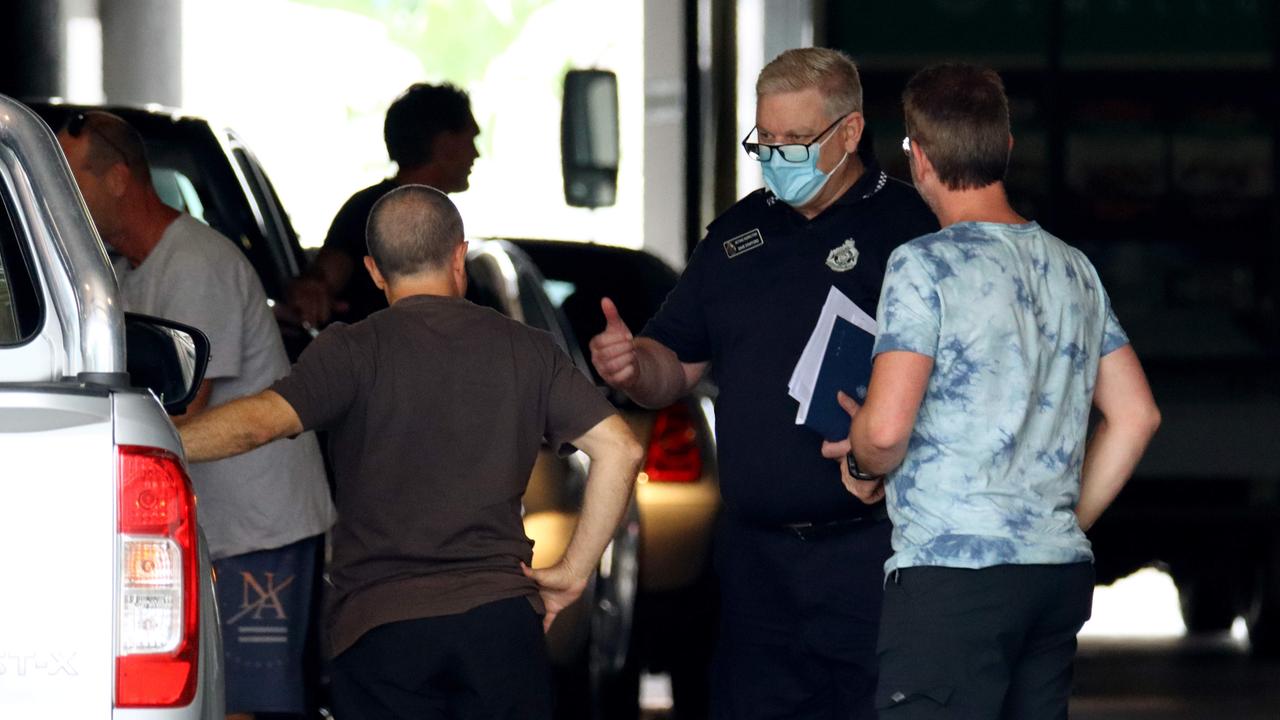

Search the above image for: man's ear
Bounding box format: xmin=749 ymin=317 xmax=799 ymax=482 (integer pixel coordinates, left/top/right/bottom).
xmin=840 ymin=112 xmax=866 ymax=155
xmin=104 ymin=162 xmax=131 ymax=199
xmin=452 ymin=239 xmax=469 ymax=268
xmin=451 ymin=240 xmax=469 ymax=287
xmin=363 ymin=255 xmax=387 ymax=291
xmin=910 ymin=140 xmax=936 ymax=183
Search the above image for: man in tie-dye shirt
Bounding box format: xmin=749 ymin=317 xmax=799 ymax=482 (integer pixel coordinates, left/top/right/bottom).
xmin=824 ymin=64 xmax=1161 ymax=718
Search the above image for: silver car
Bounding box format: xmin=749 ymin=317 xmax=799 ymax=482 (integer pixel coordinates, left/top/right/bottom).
xmin=0 ymin=94 xmax=223 ymax=718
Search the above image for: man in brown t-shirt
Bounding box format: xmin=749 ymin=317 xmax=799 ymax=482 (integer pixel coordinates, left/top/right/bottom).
xmin=180 ymin=185 xmax=643 ymax=719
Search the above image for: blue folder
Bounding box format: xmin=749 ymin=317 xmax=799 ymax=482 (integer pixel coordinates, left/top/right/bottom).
xmin=805 ymin=316 xmax=876 ymax=442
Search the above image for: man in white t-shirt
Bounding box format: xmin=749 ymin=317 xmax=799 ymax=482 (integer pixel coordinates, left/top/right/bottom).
xmin=58 ymin=110 xmax=336 ymax=720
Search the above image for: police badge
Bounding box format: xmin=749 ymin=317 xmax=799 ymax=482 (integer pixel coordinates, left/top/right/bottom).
xmin=826 ymin=238 xmax=859 ymax=272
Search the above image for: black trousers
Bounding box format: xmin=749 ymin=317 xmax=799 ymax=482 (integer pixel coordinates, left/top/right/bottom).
xmin=330 ymin=596 xmax=552 ymax=720
xmin=875 ymin=562 xmax=1094 ymax=719
xmin=712 ymin=514 xmax=893 ymax=720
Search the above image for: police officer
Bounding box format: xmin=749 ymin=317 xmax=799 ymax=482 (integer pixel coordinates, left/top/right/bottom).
xmin=590 ymin=48 xmax=938 ymax=718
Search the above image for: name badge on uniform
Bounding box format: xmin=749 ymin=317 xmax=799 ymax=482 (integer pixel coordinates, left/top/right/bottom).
xmin=723 ymin=229 xmax=765 ymax=259
xmin=826 ymin=238 xmax=860 ymax=272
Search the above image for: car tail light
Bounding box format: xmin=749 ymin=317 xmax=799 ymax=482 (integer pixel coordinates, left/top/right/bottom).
xmin=642 ymin=402 xmax=703 ymax=483
xmin=115 ymin=445 xmax=199 ymax=708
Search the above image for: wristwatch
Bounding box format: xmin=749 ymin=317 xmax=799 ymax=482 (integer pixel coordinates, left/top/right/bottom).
xmin=845 ymin=449 xmax=883 ymax=482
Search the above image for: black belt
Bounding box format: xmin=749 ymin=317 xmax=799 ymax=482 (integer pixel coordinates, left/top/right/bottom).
xmin=781 ymin=504 xmax=889 ymax=541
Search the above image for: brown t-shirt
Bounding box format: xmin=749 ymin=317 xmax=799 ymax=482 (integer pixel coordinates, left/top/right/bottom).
xmin=271 ymin=294 xmax=615 ymax=658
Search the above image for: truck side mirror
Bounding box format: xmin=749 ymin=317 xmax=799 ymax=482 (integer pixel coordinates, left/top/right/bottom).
xmin=124 ymin=313 xmax=210 ymax=416
xmin=561 ymin=69 xmax=619 ymax=208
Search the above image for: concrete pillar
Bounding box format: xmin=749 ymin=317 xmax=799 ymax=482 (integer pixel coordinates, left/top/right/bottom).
xmin=643 ymin=0 xmax=688 ymax=270
xmin=100 ymin=0 xmax=181 ymax=106
xmin=0 ymin=0 xmax=65 ymax=99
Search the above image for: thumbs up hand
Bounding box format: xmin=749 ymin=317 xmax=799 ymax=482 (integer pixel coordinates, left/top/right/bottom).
xmin=590 ymin=297 xmax=639 ymax=390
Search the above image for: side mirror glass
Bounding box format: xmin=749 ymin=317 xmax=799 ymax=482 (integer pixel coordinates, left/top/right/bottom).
xmin=124 ymin=312 xmax=210 ymax=416
xmin=561 ymin=69 xmax=619 ymax=208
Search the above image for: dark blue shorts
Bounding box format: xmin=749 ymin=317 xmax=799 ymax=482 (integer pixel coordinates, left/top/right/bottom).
xmin=213 ymin=535 xmax=321 ymax=715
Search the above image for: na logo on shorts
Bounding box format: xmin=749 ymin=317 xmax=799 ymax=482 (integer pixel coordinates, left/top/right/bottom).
xmin=826 ymin=238 xmax=860 ymax=272
xmin=226 ymin=571 xmax=294 ymax=624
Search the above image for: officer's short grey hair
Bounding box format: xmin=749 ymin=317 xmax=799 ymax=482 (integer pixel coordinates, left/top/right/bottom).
xmin=756 ymin=47 xmax=863 ymax=120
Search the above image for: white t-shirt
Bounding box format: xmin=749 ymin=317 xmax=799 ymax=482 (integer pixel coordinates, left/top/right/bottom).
xmin=116 ymin=214 xmax=336 ymax=559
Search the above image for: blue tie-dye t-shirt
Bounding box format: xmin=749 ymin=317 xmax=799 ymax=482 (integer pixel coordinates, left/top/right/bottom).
xmin=872 ymin=221 xmax=1129 ymax=574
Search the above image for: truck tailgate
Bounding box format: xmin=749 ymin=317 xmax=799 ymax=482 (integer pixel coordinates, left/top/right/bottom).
xmin=0 ymin=390 xmax=116 ymax=717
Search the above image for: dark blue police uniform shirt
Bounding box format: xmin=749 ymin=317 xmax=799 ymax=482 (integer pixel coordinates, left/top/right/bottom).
xmin=642 ymin=162 xmax=939 ymax=526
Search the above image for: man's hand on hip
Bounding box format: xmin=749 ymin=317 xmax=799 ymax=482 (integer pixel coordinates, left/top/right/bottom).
xmin=521 ymin=561 xmax=591 ymax=633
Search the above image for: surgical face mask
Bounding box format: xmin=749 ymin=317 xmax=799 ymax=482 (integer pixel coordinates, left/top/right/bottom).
xmin=759 ymin=124 xmax=848 ymax=207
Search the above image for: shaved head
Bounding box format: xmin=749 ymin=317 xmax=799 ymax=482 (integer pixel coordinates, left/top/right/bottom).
xmin=365 ymin=185 xmax=465 ymax=280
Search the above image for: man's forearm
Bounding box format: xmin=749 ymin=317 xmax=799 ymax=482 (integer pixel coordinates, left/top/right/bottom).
xmin=622 ymin=338 xmax=697 ymax=410
xmin=180 ymin=392 xmax=301 ymax=463
xmin=1076 ymin=415 xmax=1159 ymax=531
xmin=559 ymin=418 xmax=644 ymax=578
xmin=850 ymin=413 xmax=909 ymax=477
xmin=1077 ymin=345 xmax=1160 ymax=531
xmin=848 ymin=351 xmax=934 ymax=475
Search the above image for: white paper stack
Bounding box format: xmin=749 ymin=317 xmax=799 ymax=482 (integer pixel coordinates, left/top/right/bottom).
xmin=788 ymin=286 xmax=877 ymax=425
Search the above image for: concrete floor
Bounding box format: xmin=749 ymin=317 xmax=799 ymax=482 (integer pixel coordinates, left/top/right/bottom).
xmin=1073 ymin=634 xmax=1280 ymax=720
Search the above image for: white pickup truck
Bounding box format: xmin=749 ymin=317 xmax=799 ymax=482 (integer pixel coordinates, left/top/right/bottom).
xmin=0 ymin=94 xmax=223 ymax=718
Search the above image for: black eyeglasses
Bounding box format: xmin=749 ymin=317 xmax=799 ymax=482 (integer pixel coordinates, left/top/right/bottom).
xmin=63 ymin=110 xmax=132 ymax=168
xmin=742 ymin=114 xmax=848 ymax=163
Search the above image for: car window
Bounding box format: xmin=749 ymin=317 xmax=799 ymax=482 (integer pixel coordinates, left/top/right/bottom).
xmin=514 ymin=262 xmax=588 ymax=372
xmin=229 ymin=143 xmax=304 ymax=280
xmin=152 ymin=167 xmax=207 ymax=222
xmin=517 ymin=270 xmax=558 ymax=337
xmin=0 ymin=185 xmax=41 ymax=345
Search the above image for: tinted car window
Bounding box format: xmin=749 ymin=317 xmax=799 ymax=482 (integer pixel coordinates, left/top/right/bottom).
xmin=151 ymin=167 xmax=207 ymax=222
xmin=517 ymin=270 xmax=557 ymax=336
xmin=0 ymin=186 xmax=40 ymax=344
xmin=230 ymin=143 xmax=304 ymax=281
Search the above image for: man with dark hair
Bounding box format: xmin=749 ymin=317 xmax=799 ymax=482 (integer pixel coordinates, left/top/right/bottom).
xmin=58 ymin=111 xmax=336 ymax=720
xmin=827 ymin=63 xmax=1161 ymax=717
xmin=590 ymin=47 xmax=938 ymax=719
xmin=180 ymin=185 xmax=643 ymax=719
xmin=289 ymin=83 xmax=479 ymax=326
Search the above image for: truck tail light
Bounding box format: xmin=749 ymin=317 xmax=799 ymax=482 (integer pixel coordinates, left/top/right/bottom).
xmin=642 ymin=402 xmax=703 ymax=483
xmin=115 ymin=445 xmax=199 ymax=708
